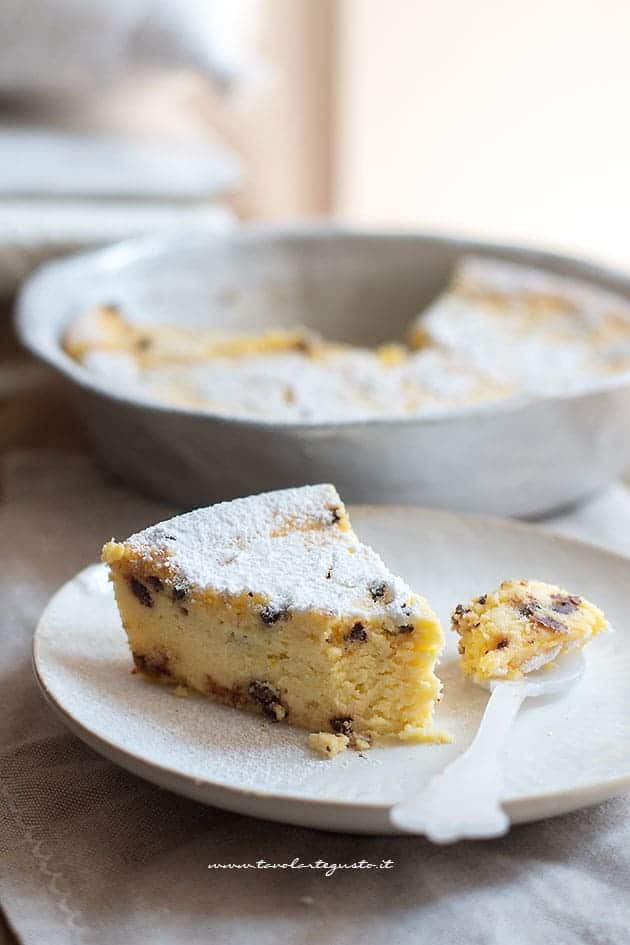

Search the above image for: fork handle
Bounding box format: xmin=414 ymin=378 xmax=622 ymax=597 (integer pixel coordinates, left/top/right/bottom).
xmin=390 ymin=682 xmax=528 ymax=842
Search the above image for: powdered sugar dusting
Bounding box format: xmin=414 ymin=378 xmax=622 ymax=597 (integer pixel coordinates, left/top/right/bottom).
xmin=85 ymin=346 xmax=502 ymax=422
xmin=123 ymin=484 xmax=424 ymax=622
xmin=416 ymin=255 xmax=630 ymax=395
xmin=457 ymin=256 xmax=630 ymax=317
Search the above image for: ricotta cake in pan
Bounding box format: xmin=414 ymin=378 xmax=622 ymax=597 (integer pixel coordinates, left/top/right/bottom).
xmin=65 ymin=255 xmax=630 ymax=423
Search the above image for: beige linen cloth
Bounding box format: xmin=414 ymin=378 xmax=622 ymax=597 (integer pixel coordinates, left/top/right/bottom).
xmin=1 ymin=450 xmax=629 ymax=945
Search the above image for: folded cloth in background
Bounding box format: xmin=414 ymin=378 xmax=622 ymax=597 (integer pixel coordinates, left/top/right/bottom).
xmin=0 ymin=0 xmax=260 ymax=94
xmin=0 ymin=119 xmax=241 ymax=295
xmin=0 ymin=86 xmax=241 ymax=296
xmin=0 ymin=127 xmax=241 ymax=200
xmin=0 ymin=1 xmax=255 ymax=295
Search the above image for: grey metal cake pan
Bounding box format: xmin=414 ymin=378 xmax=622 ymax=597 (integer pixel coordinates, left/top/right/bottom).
xmin=15 ymin=224 xmax=630 ymax=517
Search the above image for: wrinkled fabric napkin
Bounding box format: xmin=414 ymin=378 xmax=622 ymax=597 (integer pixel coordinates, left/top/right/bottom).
xmin=0 ymin=127 xmax=242 ymax=200
xmin=1 ymin=450 xmax=629 ymax=945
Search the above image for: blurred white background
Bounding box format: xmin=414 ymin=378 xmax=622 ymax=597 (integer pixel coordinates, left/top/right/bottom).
xmin=334 ymin=0 xmax=630 ymax=268
xmin=235 ymin=0 xmax=630 ymax=271
xmin=2 ymin=0 xmax=630 ymax=298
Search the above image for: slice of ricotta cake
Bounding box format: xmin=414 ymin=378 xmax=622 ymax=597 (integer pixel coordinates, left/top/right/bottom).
xmin=102 ymin=484 xmax=446 ymax=749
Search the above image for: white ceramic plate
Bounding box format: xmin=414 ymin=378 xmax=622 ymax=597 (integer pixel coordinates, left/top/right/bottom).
xmin=33 ymin=506 xmax=630 ymax=835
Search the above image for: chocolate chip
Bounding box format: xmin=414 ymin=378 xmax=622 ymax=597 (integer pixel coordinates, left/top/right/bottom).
xmin=396 ymin=624 xmax=415 ymax=634
xmin=518 ymin=601 xmax=567 ymax=633
xmin=325 ymin=566 xmax=333 ymax=580
xmin=172 ymin=586 xmax=187 ymax=602
xmin=248 ymin=680 xmax=280 ymax=705
xmin=330 ymin=716 xmax=353 ymax=736
xmin=248 ymin=680 xmax=286 ymax=721
xmin=327 ymin=505 xmax=342 ymax=525
xmin=133 ymin=651 xmax=170 ymax=675
xmin=135 ymin=336 xmax=152 ymax=351
xmin=368 ymin=581 xmax=387 ymax=600
xmin=260 ymin=604 xmax=290 ymax=625
xmin=496 ymin=637 xmax=509 ymax=649
xmin=345 ymin=622 xmax=368 ymax=642
xmin=292 ymin=337 xmax=316 ymax=354
xmin=147 ymin=576 xmax=163 ymax=592
xmin=163 ymin=535 xmax=177 ymax=541
xmin=550 ymin=594 xmax=581 ymax=614
xmin=477 ymin=595 xmax=487 ymax=605
xmin=129 ymin=577 xmax=153 ymax=608
xmin=536 ymin=612 xmax=567 ymax=632
xmin=368 ymin=581 xmax=394 ymax=604
xmin=519 ymin=602 xmax=537 ymax=619
xmin=453 ymin=604 xmax=469 ymax=619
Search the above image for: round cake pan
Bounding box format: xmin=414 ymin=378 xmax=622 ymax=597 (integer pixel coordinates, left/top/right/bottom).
xmin=15 ymin=224 xmax=630 ymax=517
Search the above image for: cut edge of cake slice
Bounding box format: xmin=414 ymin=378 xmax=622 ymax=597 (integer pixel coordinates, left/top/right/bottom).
xmin=102 ymin=483 xmax=448 ymax=754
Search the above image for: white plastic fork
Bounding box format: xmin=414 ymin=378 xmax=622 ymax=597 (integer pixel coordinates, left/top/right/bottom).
xmin=390 ymin=650 xmax=585 ymax=842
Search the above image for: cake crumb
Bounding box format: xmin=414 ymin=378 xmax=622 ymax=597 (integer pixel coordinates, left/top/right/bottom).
xmin=308 ymin=732 xmax=349 ymax=758
xmin=173 ymin=685 xmax=190 ymax=698
xmin=270 ymin=703 xmax=287 ymax=722
xmin=350 ymin=733 xmax=372 ymax=752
